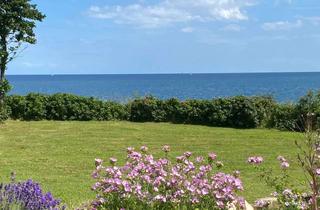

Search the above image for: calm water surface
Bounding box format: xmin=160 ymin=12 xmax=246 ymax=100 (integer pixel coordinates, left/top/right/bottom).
xmin=7 ymin=72 xmax=320 ymax=102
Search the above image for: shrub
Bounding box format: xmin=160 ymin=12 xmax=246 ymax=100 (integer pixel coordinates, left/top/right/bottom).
xmin=268 ymin=103 xmax=298 ymax=131
xmin=2 ymin=93 xmax=280 ymax=129
xmin=24 ymin=93 xmax=48 ymax=121
xmin=129 ymin=96 xmax=167 ymax=122
xmin=6 ymin=95 xmax=26 ymax=120
xmin=295 ymin=91 xmax=320 ymax=130
xmin=6 ymin=93 xmax=129 ymax=121
xmin=0 ymin=175 xmax=65 ymax=210
xmin=90 ymin=146 xmax=245 ymax=210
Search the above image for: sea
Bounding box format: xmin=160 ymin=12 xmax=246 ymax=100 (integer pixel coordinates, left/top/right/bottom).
xmin=6 ymin=72 xmax=320 ymax=102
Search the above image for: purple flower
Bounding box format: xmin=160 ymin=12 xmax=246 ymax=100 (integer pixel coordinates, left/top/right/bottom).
xmin=0 ymin=179 xmax=63 ymax=210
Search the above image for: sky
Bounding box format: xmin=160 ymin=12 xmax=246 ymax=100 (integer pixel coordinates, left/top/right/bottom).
xmin=7 ymin=0 xmax=320 ymax=74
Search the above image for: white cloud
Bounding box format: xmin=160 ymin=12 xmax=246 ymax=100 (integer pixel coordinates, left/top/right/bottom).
xmin=181 ymin=27 xmax=194 ymax=33
xmin=301 ymin=16 xmax=320 ymax=26
xmin=261 ymin=20 xmax=302 ymax=31
xmin=88 ymin=0 xmax=254 ymax=28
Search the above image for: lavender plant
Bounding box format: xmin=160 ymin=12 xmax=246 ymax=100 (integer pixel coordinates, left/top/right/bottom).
xmin=91 ymin=146 xmax=245 ymax=210
xmin=0 ymin=173 xmax=65 ymax=210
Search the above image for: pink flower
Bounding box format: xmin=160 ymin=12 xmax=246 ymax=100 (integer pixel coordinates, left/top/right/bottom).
xmin=140 ymin=145 xmax=148 ymax=152
xmin=184 ymin=151 xmax=192 ymax=158
xmin=316 ymin=168 xmax=320 ymax=176
xmin=208 ymin=153 xmax=217 ymax=161
xmin=254 ymin=199 xmax=270 ymax=208
xmin=277 ymin=155 xmax=287 ymax=162
xmin=247 ymin=156 xmax=264 ymax=165
xmin=95 ymin=158 xmax=103 ymax=167
xmin=281 ymin=161 xmax=290 ymax=169
xmin=109 ymin=157 xmax=117 ymax=165
xmin=126 ymin=147 xmax=135 ymax=154
xmin=176 ymin=156 xmax=185 ymax=163
xmin=195 ymin=156 xmax=204 ymax=163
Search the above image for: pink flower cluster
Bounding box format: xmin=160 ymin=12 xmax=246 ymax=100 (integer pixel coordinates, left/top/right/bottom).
xmin=254 ymin=199 xmax=270 ymax=208
xmin=247 ymin=156 xmax=264 ymax=165
xmin=277 ymin=156 xmax=290 ymax=169
xmin=91 ymin=146 xmax=245 ymax=209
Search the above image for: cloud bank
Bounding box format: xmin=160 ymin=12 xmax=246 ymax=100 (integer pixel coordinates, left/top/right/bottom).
xmin=88 ymin=0 xmax=254 ymax=28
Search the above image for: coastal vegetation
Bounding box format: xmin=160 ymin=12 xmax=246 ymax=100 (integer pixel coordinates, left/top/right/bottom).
xmin=2 ymin=91 xmax=320 ymax=131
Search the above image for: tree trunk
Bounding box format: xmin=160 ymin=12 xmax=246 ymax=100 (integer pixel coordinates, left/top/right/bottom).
xmin=0 ymin=34 xmax=8 ymax=110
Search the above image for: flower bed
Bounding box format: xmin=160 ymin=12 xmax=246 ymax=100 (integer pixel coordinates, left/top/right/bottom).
xmin=90 ymin=146 xmax=245 ymax=209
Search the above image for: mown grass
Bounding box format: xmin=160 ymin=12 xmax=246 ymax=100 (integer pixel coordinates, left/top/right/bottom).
xmin=0 ymin=121 xmax=306 ymax=207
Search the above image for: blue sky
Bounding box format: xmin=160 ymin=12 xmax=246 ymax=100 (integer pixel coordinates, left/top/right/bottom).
xmin=8 ymin=0 xmax=320 ymax=74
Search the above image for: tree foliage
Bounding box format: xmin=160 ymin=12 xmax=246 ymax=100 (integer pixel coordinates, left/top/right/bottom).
xmin=0 ymin=0 xmax=45 ymax=120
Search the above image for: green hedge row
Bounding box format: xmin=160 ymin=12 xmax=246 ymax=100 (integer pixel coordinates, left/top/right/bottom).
xmin=6 ymin=93 xmax=128 ymax=121
xmin=2 ymin=93 xmax=275 ymax=128
xmin=129 ymin=96 xmax=275 ymax=128
xmin=3 ymin=91 xmax=320 ymax=130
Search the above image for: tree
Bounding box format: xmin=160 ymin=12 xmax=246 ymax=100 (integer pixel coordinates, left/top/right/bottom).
xmin=0 ymin=0 xmax=45 ymax=119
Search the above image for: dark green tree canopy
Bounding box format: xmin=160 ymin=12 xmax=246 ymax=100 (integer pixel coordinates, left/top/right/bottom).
xmin=0 ymin=0 xmax=45 ymax=75
xmin=0 ymin=0 xmax=45 ymax=119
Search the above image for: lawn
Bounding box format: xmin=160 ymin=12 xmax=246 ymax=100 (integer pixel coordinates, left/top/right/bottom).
xmin=0 ymin=121 xmax=306 ymax=208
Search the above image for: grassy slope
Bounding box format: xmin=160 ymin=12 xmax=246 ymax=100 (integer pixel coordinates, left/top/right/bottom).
xmin=0 ymin=121 xmax=306 ymax=207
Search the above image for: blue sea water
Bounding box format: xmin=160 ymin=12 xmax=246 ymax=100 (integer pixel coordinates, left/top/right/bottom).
xmin=6 ymin=72 xmax=320 ymax=102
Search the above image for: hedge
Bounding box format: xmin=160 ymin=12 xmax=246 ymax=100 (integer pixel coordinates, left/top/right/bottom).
xmin=3 ymin=91 xmax=320 ymax=130
xmin=2 ymin=93 xmax=276 ymax=128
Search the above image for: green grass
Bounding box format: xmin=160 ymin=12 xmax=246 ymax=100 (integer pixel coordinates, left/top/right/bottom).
xmin=0 ymin=121 xmax=306 ymax=208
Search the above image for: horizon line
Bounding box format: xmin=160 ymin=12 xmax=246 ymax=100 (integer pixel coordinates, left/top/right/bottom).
xmin=6 ymin=71 xmax=320 ymax=76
